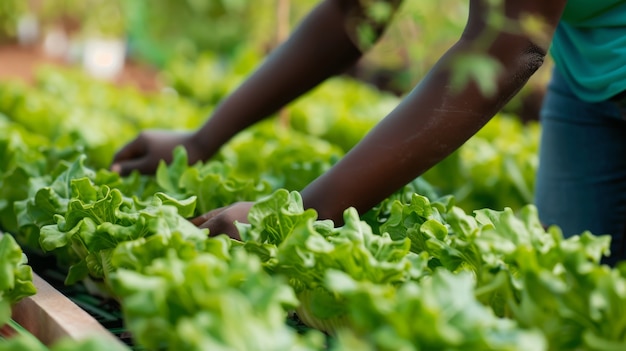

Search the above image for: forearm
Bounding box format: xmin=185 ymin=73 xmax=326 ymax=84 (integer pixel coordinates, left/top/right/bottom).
xmin=302 ymin=45 xmax=541 ymax=222
xmin=301 ymin=0 xmax=566 ymax=223
xmin=192 ymin=0 xmax=394 ymax=158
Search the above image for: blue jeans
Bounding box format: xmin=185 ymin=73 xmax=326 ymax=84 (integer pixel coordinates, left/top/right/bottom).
xmin=535 ymin=68 xmax=626 ymax=266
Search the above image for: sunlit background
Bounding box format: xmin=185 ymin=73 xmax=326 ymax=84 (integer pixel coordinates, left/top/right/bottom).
xmin=0 ymin=0 xmax=549 ymax=112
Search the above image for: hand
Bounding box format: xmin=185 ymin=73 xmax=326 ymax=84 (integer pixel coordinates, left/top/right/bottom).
xmin=190 ymin=202 xmax=254 ymax=241
xmin=111 ymin=130 xmax=205 ymax=176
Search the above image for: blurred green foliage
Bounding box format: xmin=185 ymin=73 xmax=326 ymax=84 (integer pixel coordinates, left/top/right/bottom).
xmin=0 ymin=0 xmax=26 ymax=41
xmin=17 ymin=1 xmax=468 ymax=78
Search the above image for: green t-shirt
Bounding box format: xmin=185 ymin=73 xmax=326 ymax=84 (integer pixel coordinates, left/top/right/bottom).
xmin=551 ymin=0 xmax=626 ymax=102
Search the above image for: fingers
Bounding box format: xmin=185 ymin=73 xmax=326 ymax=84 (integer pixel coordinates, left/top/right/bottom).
xmin=111 ymin=130 xmax=192 ymax=176
xmin=190 ymin=207 xmax=228 ymax=226
xmin=112 ymin=135 xmax=147 ymax=165
xmin=194 ymin=213 xmax=242 ymax=241
xmin=203 ymin=219 xmax=242 ymax=241
xmin=111 ymin=157 xmax=155 ymax=176
xmin=110 ymin=136 xmax=150 ymax=176
xmin=191 ymin=203 xmax=251 ymax=241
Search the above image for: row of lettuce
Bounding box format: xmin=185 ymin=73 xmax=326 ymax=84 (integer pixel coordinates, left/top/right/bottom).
xmin=3 ymin=137 xmax=625 ymax=350
xmin=0 ymin=51 xmax=612 ymax=350
xmin=1 ymin=48 xmax=540 ymax=212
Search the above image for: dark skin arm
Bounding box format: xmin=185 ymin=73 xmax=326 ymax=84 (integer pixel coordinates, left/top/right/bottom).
xmin=303 ymin=0 xmax=568 ymax=222
xmin=111 ymin=0 xmax=401 ymax=174
xmin=118 ymin=0 xmax=568 ymax=239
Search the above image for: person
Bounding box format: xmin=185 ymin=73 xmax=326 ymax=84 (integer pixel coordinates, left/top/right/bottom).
xmin=111 ymin=0 xmax=625 ymax=265
xmin=533 ymin=1 xmax=626 ymax=266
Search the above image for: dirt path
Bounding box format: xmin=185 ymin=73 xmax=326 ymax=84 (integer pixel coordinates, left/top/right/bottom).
xmin=0 ymin=43 xmax=161 ymax=92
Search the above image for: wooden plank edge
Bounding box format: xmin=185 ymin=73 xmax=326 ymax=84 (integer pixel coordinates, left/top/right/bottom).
xmin=11 ymin=273 xmax=127 ymax=348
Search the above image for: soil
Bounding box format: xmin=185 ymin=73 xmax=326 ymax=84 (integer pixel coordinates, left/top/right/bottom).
xmin=0 ymin=42 xmax=161 ymax=92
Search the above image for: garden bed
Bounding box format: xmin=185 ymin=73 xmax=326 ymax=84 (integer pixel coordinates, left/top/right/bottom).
xmin=9 ymin=271 xmax=127 ymax=348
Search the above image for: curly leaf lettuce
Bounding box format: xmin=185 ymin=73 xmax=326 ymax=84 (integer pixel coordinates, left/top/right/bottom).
xmin=110 ymin=246 xmax=324 ymax=351
xmin=328 ymin=270 xmax=546 ymax=351
xmin=0 ymin=233 xmax=36 ymax=327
